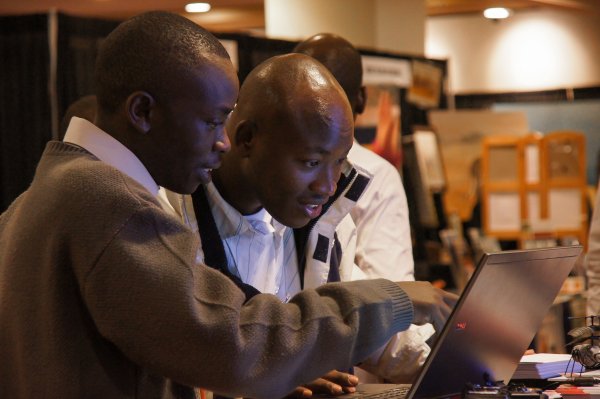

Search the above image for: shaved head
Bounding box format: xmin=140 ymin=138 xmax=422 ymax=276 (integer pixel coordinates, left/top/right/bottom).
xmin=215 ymin=53 xmax=355 ymax=227
xmin=231 ymin=53 xmax=353 ymax=139
xmin=293 ymin=33 xmax=363 ymax=115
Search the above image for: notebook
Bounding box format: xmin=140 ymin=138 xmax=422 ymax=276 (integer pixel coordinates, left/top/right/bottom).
xmin=319 ymin=245 xmax=583 ymax=399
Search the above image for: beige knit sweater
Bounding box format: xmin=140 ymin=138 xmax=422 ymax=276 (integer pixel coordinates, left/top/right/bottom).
xmin=0 ymin=141 xmax=413 ymax=399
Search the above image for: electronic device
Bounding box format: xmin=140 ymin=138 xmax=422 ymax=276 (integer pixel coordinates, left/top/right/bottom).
xmin=464 ymin=384 xmax=543 ymax=399
xmin=318 ymin=245 xmax=583 ymax=399
xmin=568 ymin=315 xmax=600 ymax=369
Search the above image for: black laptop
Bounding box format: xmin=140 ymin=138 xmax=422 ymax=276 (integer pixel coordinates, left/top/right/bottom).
xmin=321 ymin=245 xmax=583 ymax=399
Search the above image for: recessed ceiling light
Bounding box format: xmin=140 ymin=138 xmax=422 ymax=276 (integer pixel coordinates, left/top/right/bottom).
xmin=483 ymin=7 xmax=511 ymax=19
xmin=185 ymin=2 xmax=211 ymax=13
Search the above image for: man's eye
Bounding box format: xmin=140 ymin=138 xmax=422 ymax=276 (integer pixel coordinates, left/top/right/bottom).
xmin=304 ymin=160 xmax=319 ymax=167
xmin=206 ymin=120 xmax=223 ymax=130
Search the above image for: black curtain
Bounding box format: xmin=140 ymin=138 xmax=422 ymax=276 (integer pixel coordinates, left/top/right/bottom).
xmin=56 ymin=13 xmax=120 ymax=132
xmin=0 ymin=14 xmax=51 ymax=212
xmin=0 ymin=13 xmax=120 ymax=212
xmin=217 ymin=33 xmax=297 ymax=83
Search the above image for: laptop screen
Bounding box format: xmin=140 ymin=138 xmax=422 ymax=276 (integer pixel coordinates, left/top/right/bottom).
xmin=410 ymin=245 xmax=582 ymax=399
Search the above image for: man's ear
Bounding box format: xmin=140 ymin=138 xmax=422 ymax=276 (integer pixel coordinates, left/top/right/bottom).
xmin=126 ymin=91 xmax=155 ymax=134
xmin=354 ymin=86 xmax=367 ymax=116
xmin=233 ymin=119 xmax=257 ymax=156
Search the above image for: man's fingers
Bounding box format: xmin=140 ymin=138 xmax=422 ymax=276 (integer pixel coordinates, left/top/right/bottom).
xmin=284 ymin=387 xmax=312 ymax=398
xmin=436 ymin=297 xmax=457 ymax=327
xmin=396 ymin=281 xmax=458 ymax=328
xmin=291 ymin=370 xmax=359 ymax=397
xmin=442 ymin=290 xmax=459 ymax=306
xmin=321 ymin=370 xmax=359 ymax=387
xmin=303 ymin=378 xmax=344 ymax=395
xmin=442 ymin=300 xmax=454 ymax=318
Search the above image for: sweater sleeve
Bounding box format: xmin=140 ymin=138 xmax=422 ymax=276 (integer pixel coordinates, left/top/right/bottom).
xmin=82 ymin=204 xmax=413 ymax=399
xmin=336 ymin=209 xmax=435 ymax=383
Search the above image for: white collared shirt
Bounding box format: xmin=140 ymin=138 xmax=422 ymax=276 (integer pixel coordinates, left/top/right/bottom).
xmin=348 ymin=141 xmax=414 ymax=282
xmin=204 ymin=182 xmax=301 ymax=302
xmin=63 ymin=117 xmax=176 ymax=216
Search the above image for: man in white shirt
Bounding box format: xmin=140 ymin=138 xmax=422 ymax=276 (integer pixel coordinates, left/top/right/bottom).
xmin=170 ymin=53 xmax=453 ymax=396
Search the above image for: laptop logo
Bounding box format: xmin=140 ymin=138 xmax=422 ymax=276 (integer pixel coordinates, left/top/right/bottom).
xmin=455 ymin=321 xmax=467 ymax=331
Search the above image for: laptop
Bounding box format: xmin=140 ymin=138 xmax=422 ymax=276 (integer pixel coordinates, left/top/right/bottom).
xmin=320 ymin=245 xmax=583 ymax=399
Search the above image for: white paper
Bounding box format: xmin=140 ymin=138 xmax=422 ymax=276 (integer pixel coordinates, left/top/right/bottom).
xmin=549 ymin=189 xmax=582 ymax=230
xmin=525 ymin=144 xmax=540 ymax=184
xmin=488 ymin=193 xmax=521 ymax=231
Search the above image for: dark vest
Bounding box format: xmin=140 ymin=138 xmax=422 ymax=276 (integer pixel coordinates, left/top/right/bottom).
xmin=189 ymin=169 xmax=361 ymax=301
xmin=191 ymin=169 xmax=368 ymax=398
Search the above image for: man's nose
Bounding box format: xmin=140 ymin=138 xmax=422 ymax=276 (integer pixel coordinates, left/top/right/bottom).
xmin=214 ymin=129 xmax=231 ymax=153
xmin=310 ymin=168 xmax=337 ymax=198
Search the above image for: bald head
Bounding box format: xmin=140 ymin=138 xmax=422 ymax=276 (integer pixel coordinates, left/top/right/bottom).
xmin=231 ymin=53 xmax=353 ymax=136
xmin=217 ymin=53 xmax=355 ymax=227
xmin=293 ymin=33 xmax=364 ymax=116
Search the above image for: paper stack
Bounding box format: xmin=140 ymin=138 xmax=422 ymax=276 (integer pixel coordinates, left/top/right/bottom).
xmin=512 ymin=353 xmax=584 ymax=379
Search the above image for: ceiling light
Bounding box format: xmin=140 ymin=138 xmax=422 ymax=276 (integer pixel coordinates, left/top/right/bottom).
xmin=483 ymin=7 xmax=511 ymax=20
xmin=185 ymin=3 xmax=211 ymax=13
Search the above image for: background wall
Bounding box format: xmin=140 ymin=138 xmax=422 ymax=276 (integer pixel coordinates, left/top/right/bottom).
xmin=426 ymin=7 xmax=600 ymax=193
xmin=494 ymin=99 xmax=600 ymax=185
xmin=426 ymin=7 xmax=600 ymax=94
xmin=374 ymin=0 xmax=426 ymax=56
xmin=265 ymin=0 xmax=425 ymax=55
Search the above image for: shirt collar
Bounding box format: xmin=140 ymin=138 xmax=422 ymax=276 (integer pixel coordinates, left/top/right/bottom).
xmin=205 ymin=182 xmax=286 ymax=238
xmin=63 ymin=117 xmax=160 ymax=198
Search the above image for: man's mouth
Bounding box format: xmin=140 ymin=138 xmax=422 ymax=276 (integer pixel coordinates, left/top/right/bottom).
xmin=303 ymin=203 xmax=323 ymax=219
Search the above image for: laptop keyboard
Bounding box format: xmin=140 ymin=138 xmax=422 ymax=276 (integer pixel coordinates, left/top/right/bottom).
xmin=355 ymin=385 xmax=411 ymax=398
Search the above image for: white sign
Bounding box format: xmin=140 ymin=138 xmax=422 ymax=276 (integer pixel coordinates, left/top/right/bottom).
xmin=361 ymin=55 xmax=412 ymax=87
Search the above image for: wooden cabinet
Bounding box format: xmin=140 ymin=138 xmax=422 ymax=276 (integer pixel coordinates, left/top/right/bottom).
xmin=481 ymin=131 xmax=587 ymax=248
